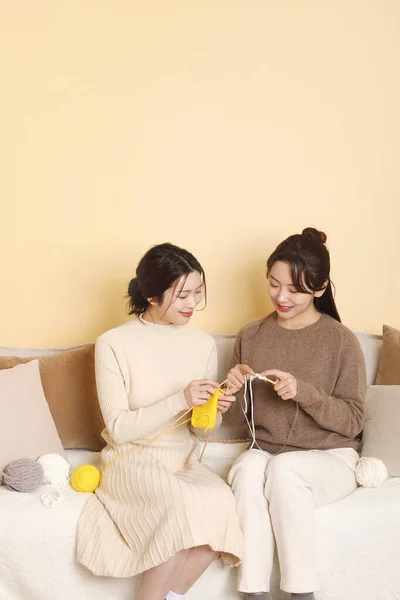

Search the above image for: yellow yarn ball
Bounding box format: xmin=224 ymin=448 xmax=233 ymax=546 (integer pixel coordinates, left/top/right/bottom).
xmin=71 ymin=464 xmax=101 ymax=493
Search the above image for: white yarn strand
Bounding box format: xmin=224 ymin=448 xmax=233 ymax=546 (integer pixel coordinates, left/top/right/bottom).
xmin=242 ymin=374 xmax=300 ymax=456
xmin=242 ymin=375 xmax=264 ymax=452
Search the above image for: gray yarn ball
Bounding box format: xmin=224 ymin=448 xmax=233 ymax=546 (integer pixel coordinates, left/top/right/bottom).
xmin=3 ymin=458 xmax=45 ymax=492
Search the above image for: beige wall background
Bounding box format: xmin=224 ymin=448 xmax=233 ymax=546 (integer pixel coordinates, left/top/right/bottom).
xmin=1 ymin=1 xmax=399 ymax=347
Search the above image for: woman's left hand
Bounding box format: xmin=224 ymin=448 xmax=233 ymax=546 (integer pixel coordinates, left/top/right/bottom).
xmin=260 ymin=369 xmax=297 ymax=401
xmin=217 ymin=393 xmax=236 ymax=414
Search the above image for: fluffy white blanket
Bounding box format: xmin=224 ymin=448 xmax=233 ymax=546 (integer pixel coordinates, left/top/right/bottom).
xmin=0 ymin=446 xmax=399 ymax=600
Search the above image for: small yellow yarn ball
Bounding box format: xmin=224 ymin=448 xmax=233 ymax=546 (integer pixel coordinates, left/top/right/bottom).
xmin=70 ymin=464 xmax=101 ymax=493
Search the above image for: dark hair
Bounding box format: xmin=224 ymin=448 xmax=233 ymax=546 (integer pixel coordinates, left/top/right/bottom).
xmin=266 ymin=227 xmax=341 ymax=322
xmin=127 ymin=243 xmax=206 ymax=316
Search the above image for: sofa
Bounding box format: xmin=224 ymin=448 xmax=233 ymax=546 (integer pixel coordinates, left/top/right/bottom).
xmin=0 ymin=330 xmax=399 ymax=600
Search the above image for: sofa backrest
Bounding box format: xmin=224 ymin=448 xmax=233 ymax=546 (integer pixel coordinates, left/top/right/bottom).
xmin=0 ymin=331 xmax=382 ymax=386
xmin=213 ymin=332 xmax=382 ymax=387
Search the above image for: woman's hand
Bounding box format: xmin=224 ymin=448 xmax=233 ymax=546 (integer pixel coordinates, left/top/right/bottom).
xmin=184 ymin=379 xmax=220 ymax=409
xmin=225 ymin=364 xmax=255 ymax=394
xmin=260 ymin=369 xmax=298 ymax=401
xmin=217 ymin=392 xmax=236 ymax=414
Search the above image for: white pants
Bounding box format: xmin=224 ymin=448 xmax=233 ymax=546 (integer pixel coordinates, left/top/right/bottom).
xmin=228 ymin=447 xmax=359 ymax=594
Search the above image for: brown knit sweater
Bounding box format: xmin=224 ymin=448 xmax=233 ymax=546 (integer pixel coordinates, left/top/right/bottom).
xmin=224 ymin=312 xmax=367 ymax=453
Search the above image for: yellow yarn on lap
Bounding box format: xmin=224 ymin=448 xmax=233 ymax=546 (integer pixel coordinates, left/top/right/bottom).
xmin=71 ymin=389 xmax=226 ymax=481
xmin=191 ymin=388 xmax=223 ymax=430
xmin=71 ymin=464 xmax=101 ymax=493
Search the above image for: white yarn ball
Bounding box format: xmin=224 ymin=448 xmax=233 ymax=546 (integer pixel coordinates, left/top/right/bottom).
xmin=355 ymin=457 xmax=388 ymax=488
xmin=37 ymin=454 xmax=70 ymax=487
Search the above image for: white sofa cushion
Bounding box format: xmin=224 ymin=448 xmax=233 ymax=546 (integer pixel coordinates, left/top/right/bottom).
xmin=1 ymin=443 xmax=400 ymax=600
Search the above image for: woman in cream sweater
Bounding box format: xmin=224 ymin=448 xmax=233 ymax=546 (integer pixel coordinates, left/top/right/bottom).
xmin=77 ymin=242 xmax=242 ymax=600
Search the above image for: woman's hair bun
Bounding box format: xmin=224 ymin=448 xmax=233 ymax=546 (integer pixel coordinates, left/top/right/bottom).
xmin=127 ymin=277 xmax=148 ymax=314
xmin=302 ymin=227 xmax=327 ymax=245
xmin=128 ymin=277 xmax=139 ymax=299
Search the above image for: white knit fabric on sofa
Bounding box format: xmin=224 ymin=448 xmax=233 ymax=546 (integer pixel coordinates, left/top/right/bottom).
xmin=1 ymin=332 xmax=400 ymax=600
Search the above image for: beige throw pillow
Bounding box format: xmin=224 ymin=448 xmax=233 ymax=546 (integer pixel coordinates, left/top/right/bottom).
xmin=375 ymin=324 xmax=400 ymax=385
xmin=361 ymin=385 xmax=400 ymax=476
xmin=0 ymin=360 xmax=65 ymax=474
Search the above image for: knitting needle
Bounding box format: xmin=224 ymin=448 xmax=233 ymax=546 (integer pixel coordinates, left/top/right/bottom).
xmin=219 ymin=375 xmax=278 ymax=389
xmin=254 ymin=374 xmax=279 ymax=386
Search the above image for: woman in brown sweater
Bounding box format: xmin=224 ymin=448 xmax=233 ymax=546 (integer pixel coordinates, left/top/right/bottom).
xmin=225 ymin=227 xmax=367 ymax=600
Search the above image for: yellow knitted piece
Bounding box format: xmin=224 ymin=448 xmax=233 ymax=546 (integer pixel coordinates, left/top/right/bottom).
xmin=71 ymin=464 xmax=101 ymax=493
xmin=191 ymin=388 xmax=223 ymax=430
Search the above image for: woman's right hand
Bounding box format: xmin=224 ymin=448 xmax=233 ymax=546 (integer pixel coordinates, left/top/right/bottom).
xmin=226 ymin=364 xmax=255 ymax=394
xmin=184 ymin=379 xmax=221 ymax=409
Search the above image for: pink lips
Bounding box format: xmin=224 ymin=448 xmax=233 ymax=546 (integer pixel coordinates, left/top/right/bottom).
xmin=180 ymin=312 xmax=193 ymax=318
xmin=277 ymin=304 xmax=292 ymax=313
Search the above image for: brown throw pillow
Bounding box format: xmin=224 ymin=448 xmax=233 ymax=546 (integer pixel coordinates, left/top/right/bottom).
xmin=375 ymin=324 xmax=400 ymax=385
xmin=0 ymin=345 xmax=105 ymax=450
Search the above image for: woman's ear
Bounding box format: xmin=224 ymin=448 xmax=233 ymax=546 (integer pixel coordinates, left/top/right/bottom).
xmin=147 ymin=297 xmax=158 ymax=307
xmin=314 ymin=280 xmax=329 ymax=298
